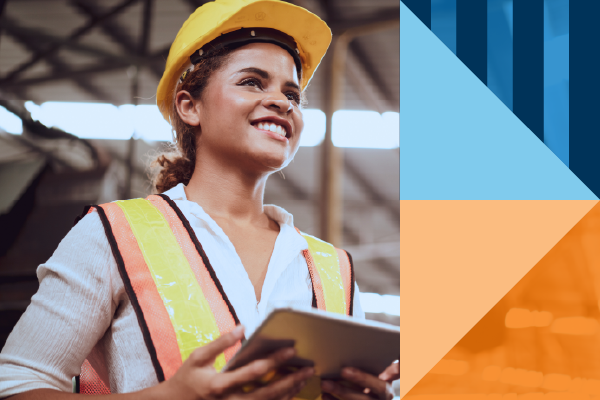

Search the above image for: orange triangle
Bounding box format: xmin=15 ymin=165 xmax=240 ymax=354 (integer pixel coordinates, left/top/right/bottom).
xmin=400 ymin=200 xmax=597 ymax=398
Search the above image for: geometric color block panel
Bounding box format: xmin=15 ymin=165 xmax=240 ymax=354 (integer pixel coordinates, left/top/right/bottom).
xmin=400 ymin=199 xmax=597 ymax=398
xmin=400 ymin=2 xmax=595 ymax=200
xmin=404 ymin=200 xmax=600 ymax=398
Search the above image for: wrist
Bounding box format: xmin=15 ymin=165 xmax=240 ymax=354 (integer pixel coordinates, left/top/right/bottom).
xmin=144 ymin=379 xmax=184 ymax=400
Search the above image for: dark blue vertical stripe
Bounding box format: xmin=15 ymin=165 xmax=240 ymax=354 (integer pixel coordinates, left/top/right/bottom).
xmin=431 ymin=0 xmax=457 ymax=54
xmin=570 ymin=0 xmax=600 ymax=196
xmin=402 ymin=0 xmax=431 ymax=29
xmin=513 ymin=0 xmax=544 ymax=141
xmin=457 ymin=0 xmax=487 ymax=84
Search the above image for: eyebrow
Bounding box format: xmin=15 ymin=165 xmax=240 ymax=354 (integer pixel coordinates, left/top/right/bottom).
xmin=237 ymin=67 xmax=300 ymax=91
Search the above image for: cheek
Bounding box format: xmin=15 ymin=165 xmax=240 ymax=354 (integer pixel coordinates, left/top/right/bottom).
xmin=293 ymin=113 xmax=304 ymax=143
xmin=202 ymin=88 xmax=256 ymax=131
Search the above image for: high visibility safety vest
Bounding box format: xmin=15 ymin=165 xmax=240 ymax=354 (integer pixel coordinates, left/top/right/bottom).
xmin=75 ymin=194 xmax=355 ymax=395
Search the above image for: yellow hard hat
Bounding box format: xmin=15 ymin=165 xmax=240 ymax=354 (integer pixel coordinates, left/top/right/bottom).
xmin=156 ymin=0 xmax=332 ymax=122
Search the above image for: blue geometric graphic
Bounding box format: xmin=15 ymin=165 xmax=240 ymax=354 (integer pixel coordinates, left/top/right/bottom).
xmin=400 ymin=1 xmax=596 ymax=200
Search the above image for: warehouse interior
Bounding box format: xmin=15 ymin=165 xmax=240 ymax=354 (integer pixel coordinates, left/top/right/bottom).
xmin=0 ymin=0 xmax=400 ymax=358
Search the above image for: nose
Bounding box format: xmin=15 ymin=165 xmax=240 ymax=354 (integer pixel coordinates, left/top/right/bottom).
xmin=261 ymin=95 xmax=293 ymax=114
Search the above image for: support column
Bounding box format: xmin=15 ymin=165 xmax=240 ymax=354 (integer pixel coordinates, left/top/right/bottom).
xmin=320 ymin=36 xmax=345 ymax=247
xmin=319 ymin=19 xmax=399 ymax=247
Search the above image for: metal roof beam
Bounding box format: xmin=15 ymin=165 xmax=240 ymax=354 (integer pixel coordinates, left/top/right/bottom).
xmin=5 ymin=28 xmax=116 ymax=103
xmin=70 ymin=0 xmax=161 ymax=79
xmin=318 ymin=5 xmax=399 ymax=108
xmin=0 ymin=0 xmax=140 ymax=84
xmin=183 ymin=0 xmax=213 ymax=12
xmin=140 ymin=0 xmax=152 ymax=55
xmin=70 ymin=1 xmax=137 ymax=53
xmin=0 ymin=17 xmax=143 ymax=65
xmin=316 ymin=0 xmax=336 ymax=23
xmin=0 ymin=21 xmax=170 ymax=90
xmin=330 ymin=8 xmax=400 ymax=34
xmin=1 ymin=39 xmax=167 ymax=89
xmin=0 ymin=62 xmax=130 ymax=89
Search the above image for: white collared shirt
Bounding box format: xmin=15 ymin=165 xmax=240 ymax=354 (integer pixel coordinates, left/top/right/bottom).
xmin=0 ymin=183 xmax=363 ymax=396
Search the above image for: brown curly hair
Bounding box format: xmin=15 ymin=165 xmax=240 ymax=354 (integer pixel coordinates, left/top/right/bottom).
xmin=151 ymin=46 xmax=303 ymax=194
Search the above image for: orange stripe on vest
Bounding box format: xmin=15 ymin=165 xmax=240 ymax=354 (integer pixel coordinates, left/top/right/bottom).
xmin=148 ymin=195 xmax=242 ymax=362
xmin=102 ymin=201 xmax=183 ymax=380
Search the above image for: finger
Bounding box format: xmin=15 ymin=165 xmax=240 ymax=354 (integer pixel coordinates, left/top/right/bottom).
xmin=278 ymin=390 xmax=300 ymax=400
xmin=378 ymin=361 xmax=399 ymax=382
xmin=251 ymin=367 xmax=312 ymax=399
xmin=247 ymin=366 xmax=314 ymax=400
xmin=213 ymin=347 xmax=296 ymax=391
xmin=341 ymin=368 xmax=387 ymax=396
xmin=189 ymin=325 xmax=245 ymax=366
xmin=321 ymin=380 xmax=370 ymax=400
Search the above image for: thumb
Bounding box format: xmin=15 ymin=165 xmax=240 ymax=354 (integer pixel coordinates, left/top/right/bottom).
xmin=189 ymin=325 xmax=245 ymax=366
xmin=379 ymin=360 xmax=399 ymax=382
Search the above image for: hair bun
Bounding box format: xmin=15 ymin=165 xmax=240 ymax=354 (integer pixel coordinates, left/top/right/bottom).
xmin=153 ymin=153 xmax=194 ymax=193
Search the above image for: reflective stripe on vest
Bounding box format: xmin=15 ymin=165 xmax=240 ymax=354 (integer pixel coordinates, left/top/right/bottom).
xmin=299 ymin=231 xmax=354 ymax=316
xmin=78 ymin=195 xmax=354 ymax=394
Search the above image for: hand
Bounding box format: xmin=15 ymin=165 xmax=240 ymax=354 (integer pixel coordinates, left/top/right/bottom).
xmin=321 ymin=361 xmax=399 ymax=400
xmin=160 ymin=325 xmax=314 ymax=400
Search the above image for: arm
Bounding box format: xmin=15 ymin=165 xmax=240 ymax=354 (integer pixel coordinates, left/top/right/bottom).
xmin=0 ymin=212 xmax=116 ymax=397
xmin=0 ymin=213 xmax=313 ymax=399
xmin=6 ymin=327 xmax=314 ymax=400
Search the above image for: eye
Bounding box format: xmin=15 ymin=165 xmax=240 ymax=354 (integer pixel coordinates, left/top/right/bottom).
xmin=239 ymin=77 xmax=263 ymax=88
xmin=286 ymin=92 xmax=301 ymax=105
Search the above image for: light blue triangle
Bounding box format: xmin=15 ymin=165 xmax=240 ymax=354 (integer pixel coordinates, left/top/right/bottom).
xmin=400 ymin=2 xmax=596 ymax=200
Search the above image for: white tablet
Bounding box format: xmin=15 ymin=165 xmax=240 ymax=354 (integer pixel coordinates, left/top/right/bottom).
xmin=224 ymin=308 xmax=400 ymax=379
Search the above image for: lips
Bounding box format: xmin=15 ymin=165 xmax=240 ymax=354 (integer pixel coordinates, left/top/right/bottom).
xmin=251 ymin=116 xmax=292 ymax=139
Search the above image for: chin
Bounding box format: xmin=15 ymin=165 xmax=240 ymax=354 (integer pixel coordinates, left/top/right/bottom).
xmin=251 ymin=150 xmax=293 ymax=172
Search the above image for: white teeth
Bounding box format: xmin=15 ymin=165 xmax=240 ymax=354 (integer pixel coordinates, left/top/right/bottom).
xmin=255 ymin=121 xmax=287 ymax=137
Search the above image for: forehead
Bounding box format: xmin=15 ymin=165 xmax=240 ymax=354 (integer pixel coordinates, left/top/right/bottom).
xmin=225 ymin=42 xmax=299 ymax=82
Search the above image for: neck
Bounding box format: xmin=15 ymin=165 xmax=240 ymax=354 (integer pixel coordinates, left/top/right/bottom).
xmin=184 ymin=152 xmax=270 ymax=224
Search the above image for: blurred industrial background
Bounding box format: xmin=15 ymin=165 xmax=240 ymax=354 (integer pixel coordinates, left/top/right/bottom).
xmin=0 ymin=0 xmax=400 ymax=352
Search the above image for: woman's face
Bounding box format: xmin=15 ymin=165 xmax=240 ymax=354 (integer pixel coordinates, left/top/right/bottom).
xmin=192 ymin=42 xmax=304 ymax=173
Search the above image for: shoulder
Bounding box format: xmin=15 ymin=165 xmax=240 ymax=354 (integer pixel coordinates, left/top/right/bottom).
xmin=36 ymin=206 xmax=118 ymax=304
xmin=68 ymin=208 xmax=110 ymax=252
xmin=43 ymin=206 xmax=119 ymax=279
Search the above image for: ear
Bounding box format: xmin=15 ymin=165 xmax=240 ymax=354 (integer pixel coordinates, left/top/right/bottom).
xmin=175 ymin=90 xmax=201 ymax=126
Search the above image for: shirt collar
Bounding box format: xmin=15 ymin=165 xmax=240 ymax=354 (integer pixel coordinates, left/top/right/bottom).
xmin=161 ymin=183 xmax=308 ymax=250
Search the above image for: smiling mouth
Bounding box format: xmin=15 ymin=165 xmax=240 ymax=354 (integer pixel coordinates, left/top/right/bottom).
xmin=253 ymin=121 xmax=288 ymax=138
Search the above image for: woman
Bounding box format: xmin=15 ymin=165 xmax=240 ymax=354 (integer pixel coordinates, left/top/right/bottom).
xmin=0 ymin=1 xmax=398 ymax=399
